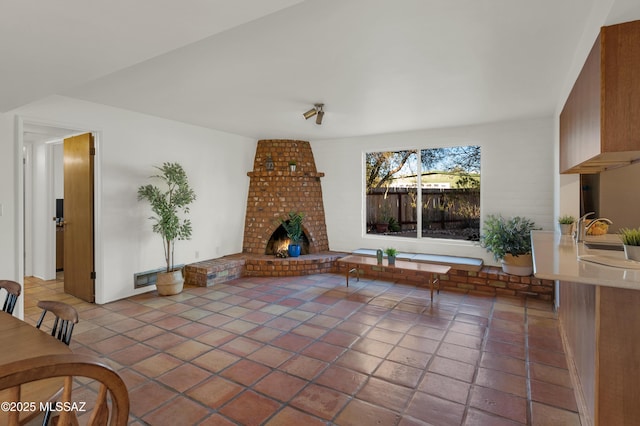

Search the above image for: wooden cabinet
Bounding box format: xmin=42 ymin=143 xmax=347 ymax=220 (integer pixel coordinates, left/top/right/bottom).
xmin=560 ymin=20 xmax=640 ymax=174
xmin=560 ymin=281 xmax=640 ymax=425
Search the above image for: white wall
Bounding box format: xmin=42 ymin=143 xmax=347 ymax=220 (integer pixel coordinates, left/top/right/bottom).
xmin=7 ymin=95 xmax=255 ymax=304
xmin=313 ymin=116 xmax=555 ymax=266
xmin=600 ymin=162 xmax=640 ymax=231
xmin=0 ymin=114 xmax=17 ymax=280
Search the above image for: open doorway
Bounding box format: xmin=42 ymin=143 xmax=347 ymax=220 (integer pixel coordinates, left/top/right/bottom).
xmin=20 ymin=119 xmax=100 ymax=309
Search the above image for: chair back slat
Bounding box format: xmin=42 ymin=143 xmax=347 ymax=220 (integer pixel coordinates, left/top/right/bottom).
xmin=0 ymin=280 xmax=21 ymax=315
xmin=35 ymin=301 xmax=79 ymax=346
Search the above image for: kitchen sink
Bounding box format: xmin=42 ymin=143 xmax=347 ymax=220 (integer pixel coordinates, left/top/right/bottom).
xmin=584 ymin=242 xmax=624 ymax=251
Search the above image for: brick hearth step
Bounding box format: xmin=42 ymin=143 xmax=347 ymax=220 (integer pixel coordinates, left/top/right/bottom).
xmin=184 ymin=256 xmax=246 ymax=287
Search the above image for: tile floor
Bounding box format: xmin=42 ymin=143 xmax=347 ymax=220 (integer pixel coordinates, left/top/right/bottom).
xmin=22 ymin=273 xmax=580 ymax=425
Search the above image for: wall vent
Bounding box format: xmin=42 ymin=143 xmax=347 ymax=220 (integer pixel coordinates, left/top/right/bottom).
xmin=134 ymin=265 xmax=184 ymax=289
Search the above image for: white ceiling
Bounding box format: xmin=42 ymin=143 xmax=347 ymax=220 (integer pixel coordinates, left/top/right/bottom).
xmin=4 ymin=0 xmax=640 ymax=142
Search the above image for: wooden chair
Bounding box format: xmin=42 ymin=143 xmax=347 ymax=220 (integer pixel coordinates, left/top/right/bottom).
xmin=35 ymin=301 xmax=79 ymax=346
xmin=0 ymin=353 xmax=129 ymax=426
xmin=0 ymin=280 xmax=21 ymax=315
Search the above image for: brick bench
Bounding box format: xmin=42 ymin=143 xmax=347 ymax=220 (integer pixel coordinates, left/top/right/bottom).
xmin=184 ymin=257 xmax=246 ymax=287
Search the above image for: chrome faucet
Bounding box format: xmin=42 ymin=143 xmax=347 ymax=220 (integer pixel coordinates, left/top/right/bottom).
xmin=575 ymin=212 xmax=594 ymax=243
xmin=585 ymin=217 xmax=613 ymax=235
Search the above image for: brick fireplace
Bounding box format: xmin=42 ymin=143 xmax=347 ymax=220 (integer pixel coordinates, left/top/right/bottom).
xmin=243 ymin=139 xmax=330 ymax=255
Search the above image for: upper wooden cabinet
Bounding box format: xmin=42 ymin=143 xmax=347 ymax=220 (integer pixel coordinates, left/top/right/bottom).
xmin=560 ymin=20 xmax=640 ymax=174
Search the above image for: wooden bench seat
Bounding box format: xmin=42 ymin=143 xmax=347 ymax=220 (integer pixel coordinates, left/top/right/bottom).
xmin=352 ymin=248 xmax=483 ymax=272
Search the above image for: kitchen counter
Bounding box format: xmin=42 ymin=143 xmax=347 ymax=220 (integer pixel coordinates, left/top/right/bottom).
xmin=531 ymin=230 xmax=640 ymax=289
xmin=533 ymin=230 xmax=640 ymax=426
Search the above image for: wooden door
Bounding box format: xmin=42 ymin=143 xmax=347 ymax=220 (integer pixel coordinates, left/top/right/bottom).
xmin=63 ymin=133 xmax=95 ymax=302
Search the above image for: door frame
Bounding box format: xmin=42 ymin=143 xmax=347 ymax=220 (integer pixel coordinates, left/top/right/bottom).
xmin=15 ymin=115 xmax=103 ymax=314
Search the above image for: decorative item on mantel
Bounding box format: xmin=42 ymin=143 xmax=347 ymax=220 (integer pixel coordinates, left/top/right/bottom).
xmin=288 ymin=161 xmax=297 ymax=172
xmin=620 ymin=227 xmax=640 ymax=261
xmin=265 ymin=154 xmax=274 ymax=171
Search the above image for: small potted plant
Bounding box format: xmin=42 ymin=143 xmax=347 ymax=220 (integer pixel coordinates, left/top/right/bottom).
xmin=280 ymin=211 xmax=304 ymax=257
xmin=385 ymin=247 xmax=398 ymax=266
xmin=480 ymin=214 xmax=539 ymax=276
xmin=620 ymin=227 xmax=640 ymax=261
xmin=288 ymin=161 xmax=297 ymax=172
xmin=138 ymin=162 xmax=196 ymax=295
xmin=558 ymin=215 xmax=575 ymax=236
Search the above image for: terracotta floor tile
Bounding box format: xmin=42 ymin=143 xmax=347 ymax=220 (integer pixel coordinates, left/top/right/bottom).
xmin=219 ymin=390 xmax=281 ymax=425
xmin=164 ymin=339 xmax=211 ymax=361
xmin=154 ymin=314 xmax=192 ymax=330
xmin=449 ymin=321 xmax=486 ymax=337
xmin=171 ymin=321 xmax=211 ymax=338
xmin=529 ymin=362 xmax=573 ymax=388
xmin=109 ymin=343 xmax=158 ymax=366
xmin=475 ymin=367 xmax=527 ymax=397
xmin=301 ymin=341 xmax=345 ymax=362
xmin=315 ymin=365 xmax=368 ymax=395
xmin=186 ymin=375 xmax=244 ymax=407
xmin=530 ymin=379 xmax=578 ymax=411
xmin=406 ymin=391 xmax=465 ymax=426
xmin=131 ymin=353 xmax=183 ymax=378
xmin=528 ymin=347 xmax=568 ymax=369
xmin=290 ymin=384 xmax=350 ymax=420
xmin=242 ymin=310 xmax=276 ymax=324
xmin=321 ymin=329 xmax=360 ymax=347
xmin=418 ymin=373 xmax=470 ymax=405
xmin=407 ymin=324 xmax=447 ymax=340
xmin=254 ymin=370 xmax=308 ymax=401
xmin=335 ymin=398 xmax=402 ymax=426
xmin=243 ymin=325 xmax=282 ymax=343
xmin=464 ymin=408 xmax=524 ymax=426
xmin=91 ymin=334 xmax=137 ymax=354
xmin=437 ymin=342 xmax=481 ymax=365
xmin=279 ymin=354 xmax=328 ymax=380
xmin=366 ymin=327 xmax=404 ymax=345
xmin=220 ymin=335 xmax=264 ymax=356
xmin=428 ymin=356 xmax=476 ymax=383
xmin=271 ymin=333 xmax=314 ymax=352
xmin=192 ymin=349 xmax=240 ymax=373
xmin=144 ymin=332 xmax=188 ymax=350
xmin=337 ymin=350 xmax=383 ymax=375
xmin=220 ymin=318 xmax=258 ymax=334
xmin=373 ymin=359 xmax=423 ymax=387
xmin=479 ymin=351 xmax=527 ymax=377
xmin=122 ymin=324 xmax=165 ymax=341
xmin=398 ymin=334 xmax=440 ymax=353
xmin=444 ymin=330 xmax=483 ymax=349
xmin=248 ymin=345 xmax=294 ymax=368
xmin=356 ymin=376 xmax=413 ymax=412
xmin=264 ymin=406 xmax=326 ymax=426
xmin=157 ymin=363 xmax=211 ymax=392
xmin=531 ymin=401 xmax=581 ymax=426
xmin=128 ymin=381 xmax=177 ymax=417
xmin=469 ymin=385 xmax=527 ymax=423
xmin=352 ymin=337 xmax=394 ymax=358
xmin=484 ymin=339 xmax=526 ymax=360
xmin=194 ymin=328 xmax=236 ymax=346
xmin=220 ymin=359 xmax=271 ymax=386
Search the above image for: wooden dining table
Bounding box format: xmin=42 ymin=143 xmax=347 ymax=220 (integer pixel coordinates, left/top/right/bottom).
xmin=0 ymin=312 xmax=72 ymax=424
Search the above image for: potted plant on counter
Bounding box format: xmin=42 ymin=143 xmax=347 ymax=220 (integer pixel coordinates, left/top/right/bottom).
xmin=481 ymin=214 xmax=539 ymax=276
xmin=558 ymin=215 xmax=575 ymax=236
xmin=280 ymin=211 xmax=304 ymax=257
xmin=620 ymin=227 xmax=640 ymax=261
xmin=138 ymin=162 xmax=196 ymax=295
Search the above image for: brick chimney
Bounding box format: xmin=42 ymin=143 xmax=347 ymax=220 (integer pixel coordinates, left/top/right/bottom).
xmin=243 ymin=140 xmax=329 ymax=255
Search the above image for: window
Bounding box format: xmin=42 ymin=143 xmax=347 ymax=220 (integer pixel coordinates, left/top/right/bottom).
xmin=365 ymin=146 xmax=480 ymax=241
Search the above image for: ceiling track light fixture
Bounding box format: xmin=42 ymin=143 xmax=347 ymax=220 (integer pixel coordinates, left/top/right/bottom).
xmin=302 ymin=103 xmax=325 ymax=125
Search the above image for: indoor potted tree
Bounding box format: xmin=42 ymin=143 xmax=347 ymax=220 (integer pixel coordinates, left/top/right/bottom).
xmin=280 ymin=211 xmax=304 ymax=257
xmin=481 ymin=214 xmax=538 ymax=276
xmin=138 ymin=162 xmax=196 ymax=295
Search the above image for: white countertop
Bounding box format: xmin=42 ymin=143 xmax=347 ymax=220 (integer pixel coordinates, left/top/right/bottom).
xmin=531 ymin=230 xmax=640 ymax=290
